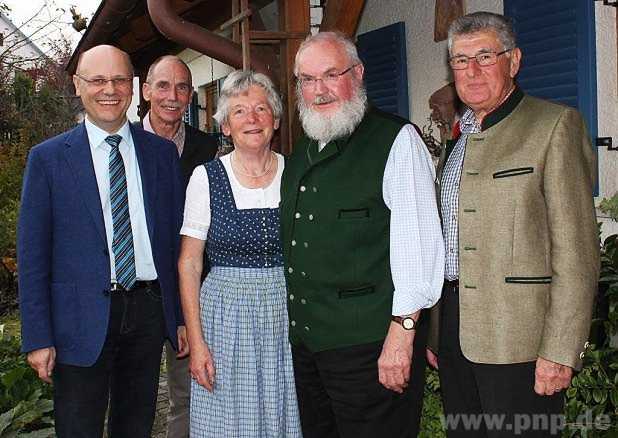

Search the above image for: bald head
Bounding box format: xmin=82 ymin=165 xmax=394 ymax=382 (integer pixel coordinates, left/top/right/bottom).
xmin=73 ymin=45 xmax=134 ymax=133
xmin=76 ymin=45 xmax=134 ymax=77
xmin=146 ymin=55 xmax=192 ymax=86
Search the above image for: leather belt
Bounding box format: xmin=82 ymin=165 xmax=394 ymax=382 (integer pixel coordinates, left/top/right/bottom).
xmin=444 ymin=279 xmax=459 ymax=290
xmin=109 ymin=280 xmax=158 ymax=293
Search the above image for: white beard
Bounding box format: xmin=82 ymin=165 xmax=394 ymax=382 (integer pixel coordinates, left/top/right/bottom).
xmin=297 ymin=86 xmax=368 ymax=144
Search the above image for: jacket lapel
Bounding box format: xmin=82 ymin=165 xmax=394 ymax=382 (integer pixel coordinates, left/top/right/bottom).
xmin=131 ymin=124 xmax=157 ymax=241
xmin=63 ymin=123 xmax=107 ymax=244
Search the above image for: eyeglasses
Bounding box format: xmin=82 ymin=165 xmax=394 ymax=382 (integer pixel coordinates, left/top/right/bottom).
xmin=75 ymin=74 xmax=133 ymax=88
xmin=449 ymin=49 xmax=512 ymax=70
xmin=297 ymin=64 xmax=358 ymax=89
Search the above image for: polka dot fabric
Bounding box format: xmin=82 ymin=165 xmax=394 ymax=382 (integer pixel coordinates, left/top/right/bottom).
xmin=205 ymin=160 xmax=283 ymax=269
xmin=189 ymin=159 xmax=301 ymax=438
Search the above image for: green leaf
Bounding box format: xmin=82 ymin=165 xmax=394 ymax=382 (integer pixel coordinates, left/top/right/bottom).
xmin=611 ymin=388 xmax=618 ymax=408
xmin=17 ymin=428 xmax=55 ymax=438
xmin=0 ymin=408 xmax=15 ymax=435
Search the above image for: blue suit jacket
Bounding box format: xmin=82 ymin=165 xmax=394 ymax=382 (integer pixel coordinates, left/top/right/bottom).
xmin=18 ymin=122 xmax=185 ymax=366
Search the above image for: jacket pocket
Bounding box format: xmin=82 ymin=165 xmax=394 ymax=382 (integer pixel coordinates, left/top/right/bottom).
xmin=505 ymin=276 xmax=552 ymax=284
xmin=493 ymin=167 xmax=534 ymax=179
xmin=338 ymin=285 xmax=375 ymax=299
xmin=338 ymin=208 xmax=370 ymax=220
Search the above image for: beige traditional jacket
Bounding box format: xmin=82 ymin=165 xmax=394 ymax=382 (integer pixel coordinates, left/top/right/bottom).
xmin=430 ymin=89 xmax=599 ymax=370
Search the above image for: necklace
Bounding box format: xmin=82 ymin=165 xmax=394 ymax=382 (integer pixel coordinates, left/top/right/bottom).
xmin=232 ymin=150 xmax=275 ymax=178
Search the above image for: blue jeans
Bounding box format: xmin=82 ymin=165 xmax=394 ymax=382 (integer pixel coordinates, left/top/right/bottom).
xmin=53 ymin=282 xmax=166 ymax=438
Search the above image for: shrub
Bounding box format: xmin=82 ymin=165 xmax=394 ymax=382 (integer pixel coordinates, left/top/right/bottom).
xmin=0 ymin=325 xmax=54 ymax=437
xmin=563 ymin=199 xmax=618 ymax=437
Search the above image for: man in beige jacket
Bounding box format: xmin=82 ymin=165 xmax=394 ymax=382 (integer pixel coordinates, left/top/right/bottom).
xmin=428 ymin=11 xmax=599 ymax=438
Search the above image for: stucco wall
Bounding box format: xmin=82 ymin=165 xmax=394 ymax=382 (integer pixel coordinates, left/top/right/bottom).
xmin=595 ymin=4 xmax=618 ymax=237
xmin=358 ymin=0 xmax=618 ymax=235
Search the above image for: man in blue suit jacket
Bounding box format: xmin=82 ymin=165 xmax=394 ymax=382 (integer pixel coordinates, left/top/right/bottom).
xmin=17 ymin=45 xmax=186 ymax=438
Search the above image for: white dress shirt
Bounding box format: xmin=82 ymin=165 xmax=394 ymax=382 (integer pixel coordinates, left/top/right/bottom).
xmin=318 ymin=124 xmax=444 ymax=315
xmin=85 ymin=118 xmax=157 ymax=282
xmin=382 ymin=124 xmax=445 ymax=316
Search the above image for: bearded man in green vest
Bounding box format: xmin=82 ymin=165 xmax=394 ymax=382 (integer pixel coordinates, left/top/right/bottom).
xmin=281 ymin=31 xmax=445 ymax=438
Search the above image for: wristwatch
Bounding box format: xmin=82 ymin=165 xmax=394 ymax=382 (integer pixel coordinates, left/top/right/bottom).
xmin=392 ymin=315 xmax=417 ymax=330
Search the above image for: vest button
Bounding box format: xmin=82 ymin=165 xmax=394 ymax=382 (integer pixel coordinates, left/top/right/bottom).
xmin=300 ymin=298 xmax=307 ymax=304
xmin=291 ymin=240 xmax=297 ymax=246
xmin=312 ymin=187 xmax=318 ymax=192
xmin=308 ymin=214 xmax=314 ymax=221
xmin=288 ymin=267 xmax=294 ymax=274
xmin=301 ymin=271 xmax=306 ymax=277
xmin=291 ymin=320 xmax=296 ymax=327
xmin=300 ymin=185 xmax=306 ymax=192
xmin=304 ymin=326 xmax=310 ymax=331
xmin=303 ymin=242 xmax=309 ymax=248
xmin=295 ymin=212 xmax=301 ymax=219
xmin=289 ymin=294 xmax=295 ymax=301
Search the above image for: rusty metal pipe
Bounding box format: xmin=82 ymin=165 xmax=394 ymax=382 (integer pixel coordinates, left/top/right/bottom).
xmin=146 ymin=0 xmax=274 ymax=78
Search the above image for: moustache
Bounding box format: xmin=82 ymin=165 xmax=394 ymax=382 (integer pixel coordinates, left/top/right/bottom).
xmin=313 ymin=95 xmax=337 ymax=105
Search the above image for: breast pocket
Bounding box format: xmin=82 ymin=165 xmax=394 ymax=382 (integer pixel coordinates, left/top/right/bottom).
xmin=493 ymin=167 xmax=534 ymax=179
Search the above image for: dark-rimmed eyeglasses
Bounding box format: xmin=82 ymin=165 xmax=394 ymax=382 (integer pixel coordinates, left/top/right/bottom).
xmin=449 ymin=49 xmax=512 ymax=70
xmin=75 ymin=74 xmax=133 ymax=88
xmin=297 ymin=64 xmax=359 ymax=89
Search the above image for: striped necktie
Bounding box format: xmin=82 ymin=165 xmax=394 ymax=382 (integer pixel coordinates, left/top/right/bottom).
xmin=106 ymin=134 xmax=136 ymax=290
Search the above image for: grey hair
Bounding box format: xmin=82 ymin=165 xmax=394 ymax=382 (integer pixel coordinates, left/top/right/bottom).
xmin=213 ymin=70 xmax=283 ymax=126
xmin=447 ymin=11 xmax=516 ymax=54
xmin=146 ymin=55 xmax=192 ymax=86
xmin=293 ymin=31 xmax=362 ymax=76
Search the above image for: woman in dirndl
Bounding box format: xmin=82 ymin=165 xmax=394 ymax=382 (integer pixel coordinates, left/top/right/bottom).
xmin=177 ymin=69 xmax=302 ymax=438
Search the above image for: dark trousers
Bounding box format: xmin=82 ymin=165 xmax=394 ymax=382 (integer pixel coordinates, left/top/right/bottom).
xmin=292 ymin=315 xmax=428 ymax=438
xmin=53 ymin=282 xmax=166 ymax=438
xmin=438 ymin=282 xmax=564 ymax=438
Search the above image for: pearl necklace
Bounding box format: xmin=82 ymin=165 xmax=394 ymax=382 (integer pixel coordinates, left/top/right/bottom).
xmin=231 ymin=150 xmax=275 ymax=178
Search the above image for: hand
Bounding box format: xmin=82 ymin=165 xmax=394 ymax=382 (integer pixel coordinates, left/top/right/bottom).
xmin=426 ymin=348 xmax=439 ymax=369
xmin=378 ymin=321 xmax=414 ymax=393
xmin=189 ymin=341 xmax=216 ymax=392
xmin=27 ymin=347 xmax=56 ymax=384
xmin=176 ymin=326 xmax=189 ymax=359
xmin=534 ymin=357 xmax=573 ymax=396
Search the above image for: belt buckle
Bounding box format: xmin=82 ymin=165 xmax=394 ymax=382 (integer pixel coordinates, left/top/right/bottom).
xmin=110 ymin=283 xmax=126 ymax=293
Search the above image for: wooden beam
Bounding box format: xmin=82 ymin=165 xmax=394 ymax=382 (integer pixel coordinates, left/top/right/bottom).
xmin=249 ymin=31 xmax=307 ymax=40
xmin=279 ymin=0 xmax=310 ymax=154
xmin=240 ymin=0 xmax=250 ymax=70
xmin=219 ymin=9 xmax=252 ymax=31
xmin=320 ymin=0 xmax=365 ymax=36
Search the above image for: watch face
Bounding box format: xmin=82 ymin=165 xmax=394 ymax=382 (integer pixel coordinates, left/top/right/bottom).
xmin=402 ymin=317 xmax=415 ymax=330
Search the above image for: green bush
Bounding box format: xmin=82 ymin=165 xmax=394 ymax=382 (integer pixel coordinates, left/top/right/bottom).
xmin=419 ymin=368 xmax=446 ymax=438
xmin=0 ymin=325 xmax=54 ymax=437
xmin=563 ymin=202 xmax=618 ymax=437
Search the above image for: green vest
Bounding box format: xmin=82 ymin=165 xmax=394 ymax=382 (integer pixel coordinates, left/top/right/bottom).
xmin=281 ymin=108 xmax=407 ymax=352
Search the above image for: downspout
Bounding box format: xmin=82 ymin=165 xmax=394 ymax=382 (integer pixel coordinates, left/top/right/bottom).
xmin=146 ymin=0 xmax=275 ymax=79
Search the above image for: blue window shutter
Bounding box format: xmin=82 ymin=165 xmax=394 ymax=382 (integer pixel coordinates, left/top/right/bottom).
xmin=357 ymin=22 xmax=409 ymax=119
xmin=504 ymin=0 xmax=598 ymax=193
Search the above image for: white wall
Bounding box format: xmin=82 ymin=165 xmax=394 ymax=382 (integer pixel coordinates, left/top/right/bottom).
xmin=358 ymin=0 xmax=618 ymax=234
xmin=595 ymin=4 xmax=618 ymax=237
xmin=0 ymin=14 xmax=45 ymax=70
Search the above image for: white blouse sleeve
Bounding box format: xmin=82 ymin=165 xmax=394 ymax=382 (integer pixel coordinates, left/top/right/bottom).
xmin=180 ymin=165 xmax=211 ymax=240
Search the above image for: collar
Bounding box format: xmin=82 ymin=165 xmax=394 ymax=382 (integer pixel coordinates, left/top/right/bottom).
xmin=85 ymin=117 xmax=132 ymax=152
xmin=143 ymin=111 xmax=185 ymax=154
xmin=480 ymin=85 xmax=524 ymax=131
